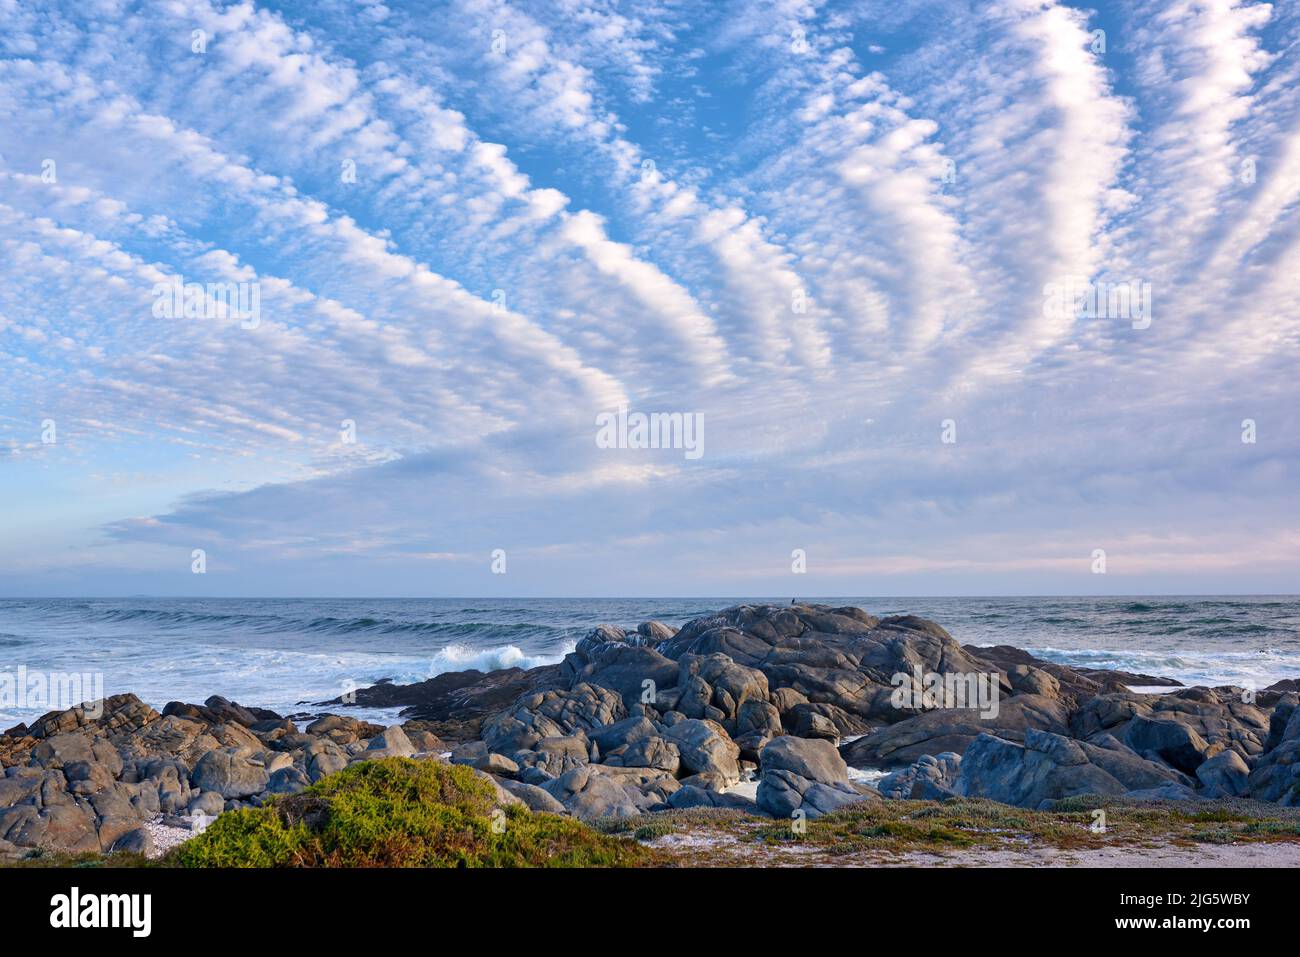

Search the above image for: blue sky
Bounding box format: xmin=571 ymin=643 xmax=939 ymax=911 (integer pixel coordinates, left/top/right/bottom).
xmin=0 ymin=0 xmax=1297 ymax=597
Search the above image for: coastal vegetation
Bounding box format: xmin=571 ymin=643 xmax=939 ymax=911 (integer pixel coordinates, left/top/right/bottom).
xmin=171 ymin=758 xmax=647 ymax=868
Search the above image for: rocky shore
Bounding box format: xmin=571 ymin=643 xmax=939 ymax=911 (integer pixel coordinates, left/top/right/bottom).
xmin=2 ymin=603 xmax=1298 ymax=862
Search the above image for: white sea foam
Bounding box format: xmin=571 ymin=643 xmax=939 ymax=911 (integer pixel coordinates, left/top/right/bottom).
xmin=428 ymin=641 xmax=574 ymax=675
xmin=848 ymin=766 xmax=889 ymax=787
xmin=1022 ymin=644 xmax=1300 ymax=689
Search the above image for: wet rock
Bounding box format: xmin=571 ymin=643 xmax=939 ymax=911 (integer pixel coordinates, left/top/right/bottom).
xmin=576 ymin=625 xmax=629 ymax=658
xmin=331 ymin=666 xmax=566 ymax=731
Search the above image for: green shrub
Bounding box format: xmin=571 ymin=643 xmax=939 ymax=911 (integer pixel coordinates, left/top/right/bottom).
xmin=170 ymin=758 xmax=647 ymax=868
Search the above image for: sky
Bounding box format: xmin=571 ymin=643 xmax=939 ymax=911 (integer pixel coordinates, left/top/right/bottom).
xmin=0 ymin=0 xmax=1297 ymax=598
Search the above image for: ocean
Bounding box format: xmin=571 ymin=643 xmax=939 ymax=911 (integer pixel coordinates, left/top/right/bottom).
xmin=1 ymin=596 xmax=1297 ymax=728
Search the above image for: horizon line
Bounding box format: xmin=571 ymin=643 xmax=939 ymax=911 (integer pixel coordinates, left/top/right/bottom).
xmin=2 ymin=593 xmax=1297 ymax=601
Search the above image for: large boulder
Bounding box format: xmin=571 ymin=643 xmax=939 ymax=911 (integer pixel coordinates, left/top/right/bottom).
xmin=676 ymin=653 xmax=769 ymax=726
xmin=756 ymin=769 xmax=879 ymax=819
xmin=305 ymin=741 xmax=348 ymax=782
xmin=481 ymin=683 xmax=625 ymax=754
xmin=637 ymin=621 xmax=677 ymax=643
xmin=574 ymin=625 xmax=628 ymax=659
xmin=759 ymin=736 xmax=848 ymax=785
xmin=109 ymin=827 xmax=154 ymax=856
xmin=541 ymin=765 xmax=643 ymax=820
xmin=561 ymin=644 xmax=678 ymax=709
xmin=498 ymin=778 xmax=567 ymax=814
xmin=124 ymin=716 xmax=218 ymax=765
xmin=304 ymin=715 xmax=386 ymax=746
xmin=23 ymin=694 xmax=159 ymax=741
xmin=0 ymin=775 xmax=41 ymax=810
xmin=190 ymin=748 xmax=270 ymax=799
xmin=734 ymin=699 xmax=783 ymax=756
xmin=770 ymin=687 xmax=810 ymax=716
xmin=878 ymin=752 xmax=963 ymax=800
xmin=360 ymin=725 xmax=416 ymax=759
xmin=1263 ymin=693 xmax=1298 ymax=753
xmin=1124 ymin=715 xmax=1211 ymax=774
xmin=786 ymin=702 xmax=870 ymax=741
xmin=1247 ymin=702 xmax=1300 ymax=805
xmin=968 ymin=644 xmax=1162 ymax=706
xmin=590 ymin=717 xmax=657 ymax=754
xmin=606 ymin=736 xmax=680 ymax=774
xmin=0 ymin=801 xmax=101 ymax=853
xmin=266 ymin=766 xmax=310 ymax=796
xmin=657 ymin=604 xmax=1005 ymax=724
xmin=755 ymin=734 xmax=875 ymax=819
xmin=327 ymin=665 xmax=566 ymax=735
xmin=1072 ymin=688 xmax=1270 ymax=758
xmin=841 ymin=694 xmax=1070 ymax=768
xmin=1195 ymin=749 xmax=1251 ymax=798
xmin=510 ymin=735 xmax=589 ymax=779
xmin=29 ymin=732 xmax=96 ymax=769
xmin=662 ymin=719 xmax=741 ymax=787
xmin=956 ymin=729 xmax=1189 ymax=809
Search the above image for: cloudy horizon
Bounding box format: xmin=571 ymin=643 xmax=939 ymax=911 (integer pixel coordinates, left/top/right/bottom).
xmin=1 ymin=0 xmax=1298 ymax=598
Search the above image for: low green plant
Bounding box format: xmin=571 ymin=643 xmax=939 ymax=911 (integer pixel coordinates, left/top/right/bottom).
xmin=170 ymin=758 xmax=648 ymax=868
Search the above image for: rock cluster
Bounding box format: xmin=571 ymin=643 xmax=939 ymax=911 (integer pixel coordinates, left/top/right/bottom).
xmin=0 ymin=693 xmax=445 ymax=860
xmin=4 ymin=603 xmax=1298 ymax=859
